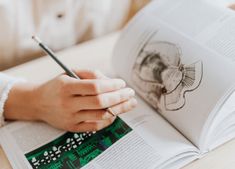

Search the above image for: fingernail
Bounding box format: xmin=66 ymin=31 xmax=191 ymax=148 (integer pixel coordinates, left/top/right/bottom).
xmin=130 ymin=98 xmax=137 ymax=107
xmin=129 ymin=88 xmax=135 ymax=96
xmin=120 ymin=80 xmax=126 ymax=87
xmin=116 ymin=79 xmax=126 ymax=88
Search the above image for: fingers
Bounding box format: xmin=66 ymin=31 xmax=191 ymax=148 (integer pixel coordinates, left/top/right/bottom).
xmin=55 ymin=69 xmax=137 ymax=133
xmin=73 ymin=69 xmax=108 ymax=79
xmin=68 ymin=98 xmax=137 ymax=132
xmin=67 ymin=78 xmax=126 ymax=95
xmin=69 ymin=117 xmax=116 ymax=132
xmin=75 ymin=110 xmax=113 ymax=123
xmin=74 ymin=97 xmax=137 ymax=123
xmin=59 ymin=69 xmax=126 ymax=95
xmin=73 ymin=88 xmax=135 ymax=110
xmin=108 ymin=97 xmax=137 ymax=116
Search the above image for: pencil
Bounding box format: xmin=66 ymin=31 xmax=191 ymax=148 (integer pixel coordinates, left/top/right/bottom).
xmin=32 ymin=36 xmax=79 ymax=79
xmin=32 ymin=36 xmax=116 ymax=116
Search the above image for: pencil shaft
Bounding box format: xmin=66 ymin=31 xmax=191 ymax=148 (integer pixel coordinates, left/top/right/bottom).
xmin=39 ymin=43 xmax=80 ymax=79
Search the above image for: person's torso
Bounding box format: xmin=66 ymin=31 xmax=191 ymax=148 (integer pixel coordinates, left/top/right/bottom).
xmin=0 ymin=0 xmax=131 ymax=70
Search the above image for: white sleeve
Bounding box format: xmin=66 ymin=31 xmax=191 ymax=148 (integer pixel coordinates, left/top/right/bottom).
xmin=0 ymin=73 xmax=23 ymax=127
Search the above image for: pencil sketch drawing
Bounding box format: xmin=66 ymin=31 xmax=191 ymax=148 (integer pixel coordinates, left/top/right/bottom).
xmin=132 ymin=39 xmax=203 ymax=111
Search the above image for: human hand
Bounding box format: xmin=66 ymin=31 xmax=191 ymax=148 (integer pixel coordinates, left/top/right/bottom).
xmin=4 ymin=70 xmax=137 ymax=132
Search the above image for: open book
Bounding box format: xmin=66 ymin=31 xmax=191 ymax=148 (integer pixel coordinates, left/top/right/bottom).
xmin=1 ymin=0 xmax=235 ymax=168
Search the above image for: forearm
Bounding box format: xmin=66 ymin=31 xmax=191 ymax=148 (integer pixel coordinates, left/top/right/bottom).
xmin=4 ymin=82 xmax=40 ymax=121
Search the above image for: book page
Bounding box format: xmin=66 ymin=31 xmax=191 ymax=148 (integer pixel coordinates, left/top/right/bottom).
xmin=112 ymin=0 xmax=235 ymax=148
xmin=144 ymin=0 xmax=235 ymax=150
xmin=151 ymin=0 xmax=235 ymax=64
xmin=0 ymin=97 xmax=199 ymax=169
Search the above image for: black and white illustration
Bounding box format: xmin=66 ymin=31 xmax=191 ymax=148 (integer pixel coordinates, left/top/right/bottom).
xmin=132 ymin=38 xmax=203 ymax=111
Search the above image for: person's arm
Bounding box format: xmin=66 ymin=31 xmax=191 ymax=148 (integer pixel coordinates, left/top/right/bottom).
xmin=3 ymin=70 xmax=137 ymax=132
xmin=0 ymin=73 xmax=23 ymax=127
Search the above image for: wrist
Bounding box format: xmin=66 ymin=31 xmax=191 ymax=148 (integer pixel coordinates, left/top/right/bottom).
xmin=4 ymin=82 xmax=41 ymax=121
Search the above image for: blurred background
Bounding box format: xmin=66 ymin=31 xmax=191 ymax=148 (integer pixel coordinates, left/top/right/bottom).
xmin=0 ymin=0 xmax=234 ymax=71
